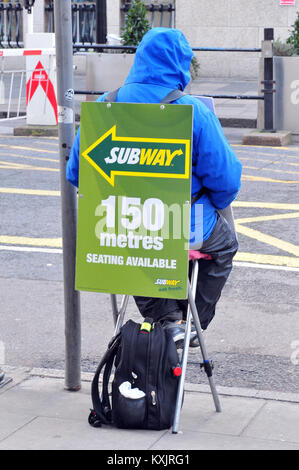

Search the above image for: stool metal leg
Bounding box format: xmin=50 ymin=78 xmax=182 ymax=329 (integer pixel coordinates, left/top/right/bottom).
xmin=172 ymin=259 xmax=221 ymax=433
xmin=188 ymin=263 xmax=222 ymax=413
xmin=112 ymin=294 xmax=129 ymax=336
xmin=172 ymin=260 xmax=198 ymax=433
xmin=110 ymin=294 xmax=119 ymax=326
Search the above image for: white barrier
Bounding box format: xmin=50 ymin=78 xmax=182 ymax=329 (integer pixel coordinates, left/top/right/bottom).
xmin=0 ymin=36 xmax=57 ymax=125
xmin=26 ymin=34 xmax=57 ymax=126
xmin=0 ymin=48 xmax=55 ymax=57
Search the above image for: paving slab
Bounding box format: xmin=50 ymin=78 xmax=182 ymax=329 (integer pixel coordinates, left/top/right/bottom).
xmin=178 ymin=393 xmax=265 ymax=436
xmin=0 ymin=415 xmax=168 ymax=451
xmin=0 ymin=372 xmax=298 ymax=450
xmin=152 ymin=430 xmax=299 ymax=451
xmin=243 ymin=401 xmax=299 ymax=444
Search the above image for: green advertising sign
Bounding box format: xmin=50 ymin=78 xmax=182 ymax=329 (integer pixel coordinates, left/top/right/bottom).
xmin=75 ymin=101 xmax=193 ymax=299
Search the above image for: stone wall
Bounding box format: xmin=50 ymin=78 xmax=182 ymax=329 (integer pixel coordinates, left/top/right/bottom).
xmin=176 ymin=0 xmax=299 ymax=78
xmin=106 ymin=0 xmax=299 ymax=78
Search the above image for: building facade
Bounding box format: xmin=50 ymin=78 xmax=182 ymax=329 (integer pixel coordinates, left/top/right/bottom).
xmin=107 ymin=0 xmax=299 ymax=78
xmin=4 ymin=0 xmax=299 ymax=78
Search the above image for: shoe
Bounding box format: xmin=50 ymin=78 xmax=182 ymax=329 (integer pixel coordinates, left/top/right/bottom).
xmin=190 ymin=336 xmax=200 ymax=348
xmin=189 ymin=322 xmax=203 ymax=348
xmin=162 ymin=320 xmax=198 ymax=349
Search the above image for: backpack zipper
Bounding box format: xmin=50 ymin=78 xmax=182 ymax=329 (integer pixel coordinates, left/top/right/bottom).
xmin=151 ymin=390 xmax=156 ymax=405
xmin=145 ymin=326 xmax=151 ymax=425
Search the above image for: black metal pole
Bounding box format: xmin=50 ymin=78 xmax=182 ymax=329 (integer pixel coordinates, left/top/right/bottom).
xmin=263 ymin=28 xmax=275 ymax=132
xmin=96 ymin=0 xmax=107 ymax=44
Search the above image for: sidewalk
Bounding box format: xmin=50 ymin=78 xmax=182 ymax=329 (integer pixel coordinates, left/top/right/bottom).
xmin=190 ymin=78 xmax=259 ymax=128
xmin=0 ymin=366 xmax=298 ymax=450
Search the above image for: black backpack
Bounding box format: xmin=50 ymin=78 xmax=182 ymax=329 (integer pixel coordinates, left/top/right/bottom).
xmin=88 ymin=318 xmax=182 ymax=430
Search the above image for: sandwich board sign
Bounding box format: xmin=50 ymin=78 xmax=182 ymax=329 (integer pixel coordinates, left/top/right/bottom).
xmin=75 ymin=101 xmax=193 ymax=299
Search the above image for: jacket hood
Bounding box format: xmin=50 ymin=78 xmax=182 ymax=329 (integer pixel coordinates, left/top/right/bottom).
xmin=125 ymin=28 xmax=193 ymax=90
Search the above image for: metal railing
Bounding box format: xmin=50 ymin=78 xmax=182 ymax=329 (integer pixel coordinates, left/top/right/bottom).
xmin=46 ymin=1 xmax=97 ymax=45
xmin=0 ymin=1 xmax=99 ymax=48
xmin=0 ymin=67 xmax=26 ymax=119
xmin=73 ymin=28 xmax=275 ymax=131
xmin=121 ymin=2 xmax=175 ymax=29
xmin=46 ymin=1 xmax=175 ymax=47
xmin=0 ymin=1 xmax=174 ymax=49
xmin=0 ymin=1 xmax=23 ymax=48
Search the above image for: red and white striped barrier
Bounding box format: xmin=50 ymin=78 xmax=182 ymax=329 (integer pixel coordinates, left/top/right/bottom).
xmin=0 ymin=48 xmax=55 ymax=57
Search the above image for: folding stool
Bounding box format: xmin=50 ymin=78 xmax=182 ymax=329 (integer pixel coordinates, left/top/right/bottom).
xmin=109 ymin=204 xmax=236 ymax=433
xmin=109 ymin=250 xmax=222 ymax=434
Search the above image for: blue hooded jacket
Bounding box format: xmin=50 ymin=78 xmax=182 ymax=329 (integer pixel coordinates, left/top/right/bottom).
xmin=66 ymin=27 xmax=242 ymax=241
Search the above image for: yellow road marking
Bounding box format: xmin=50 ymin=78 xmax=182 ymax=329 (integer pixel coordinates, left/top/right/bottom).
xmin=0 ymin=153 xmax=58 ymax=163
xmin=0 ymin=187 xmax=60 ymax=196
xmin=233 ymin=201 xmax=299 ymax=266
xmin=242 ymin=165 xmax=299 ymax=176
xmin=232 ymin=144 xmax=299 ymax=151
xmin=242 ymin=174 xmax=299 ymax=184
xmin=234 ymin=252 xmax=299 ymax=268
xmin=236 ymin=149 xmax=299 ymax=160
xmin=0 ymin=135 xmax=58 ymax=140
xmin=235 ymin=223 xmax=299 ymax=257
xmin=0 ymin=194 xmax=298 ymax=267
xmin=0 ymin=161 xmax=59 ymax=172
xmin=238 ymin=156 xmax=299 ymax=168
xmin=1 ymin=236 xmax=298 ymax=269
xmin=0 ymin=144 xmax=57 ymax=154
xmin=2 ymin=194 xmax=296 ymax=211
xmin=232 ymin=201 xmax=299 ymax=210
xmin=235 ymin=212 xmax=299 ymax=224
xmin=31 ymin=141 xmax=59 ymax=147
xmin=0 ymin=235 xmax=62 ymax=247
xmin=282 ymin=161 xmax=299 ymax=168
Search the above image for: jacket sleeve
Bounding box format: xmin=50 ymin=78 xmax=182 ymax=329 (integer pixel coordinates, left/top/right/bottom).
xmin=66 ymin=126 xmax=80 ymax=188
xmin=66 ymin=94 xmax=109 ymax=188
xmin=192 ymin=102 xmax=242 ymax=210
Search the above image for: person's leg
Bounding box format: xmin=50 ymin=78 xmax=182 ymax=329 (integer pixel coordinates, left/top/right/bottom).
xmin=133 ymin=296 xmax=197 ymax=347
xmin=133 ymin=296 xmax=182 ymax=323
xmin=133 ymin=213 xmax=237 ymax=343
xmin=187 ymin=213 xmax=238 ymax=332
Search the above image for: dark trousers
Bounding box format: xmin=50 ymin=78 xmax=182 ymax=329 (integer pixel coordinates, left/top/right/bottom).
xmin=134 ymin=213 xmax=238 ymax=330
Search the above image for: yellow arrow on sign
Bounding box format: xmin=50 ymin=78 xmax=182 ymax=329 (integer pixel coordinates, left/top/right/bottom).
xmin=81 ymin=125 xmax=190 ymax=186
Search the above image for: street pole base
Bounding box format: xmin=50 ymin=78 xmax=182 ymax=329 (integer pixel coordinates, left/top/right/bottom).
xmin=64 ymin=385 xmax=81 ymax=392
xmin=0 ymin=377 xmax=13 ymax=389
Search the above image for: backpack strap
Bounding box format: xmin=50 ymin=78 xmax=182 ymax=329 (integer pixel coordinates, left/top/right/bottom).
xmin=192 ymin=188 xmax=206 ymax=205
xmin=89 ymin=333 xmax=121 ymax=427
xmin=104 ymin=88 xmax=186 ymax=104
xmin=118 ymin=319 xmax=140 ymax=379
xmin=160 ymin=89 xmax=186 ymax=104
xmin=104 ymin=88 xmax=120 ymax=102
xmin=160 ymin=89 xmax=206 ymax=203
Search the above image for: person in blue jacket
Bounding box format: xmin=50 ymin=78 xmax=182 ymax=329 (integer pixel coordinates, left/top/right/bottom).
xmin=67 ymin=27 xmax=242 ymax=347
